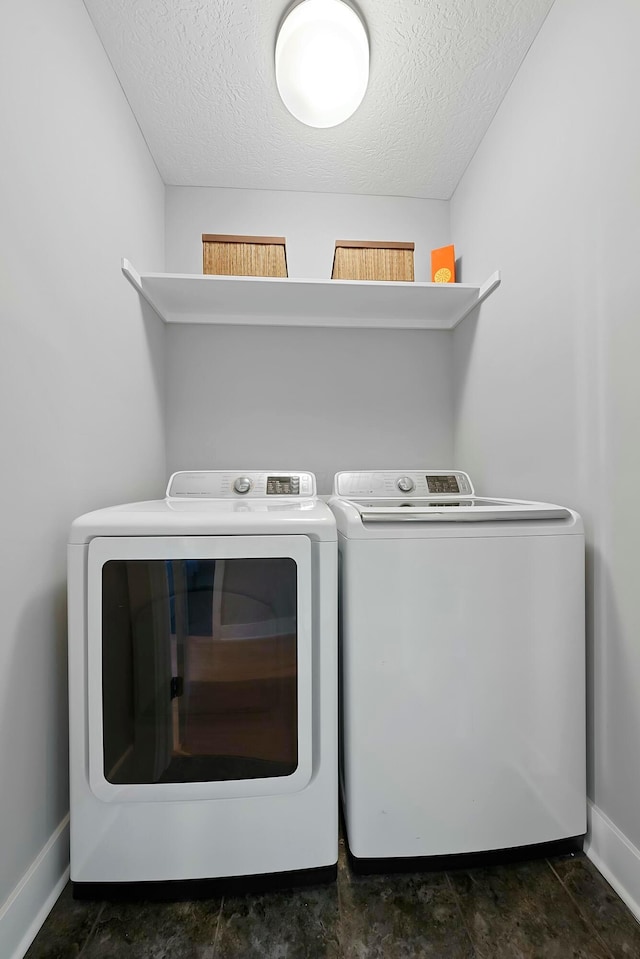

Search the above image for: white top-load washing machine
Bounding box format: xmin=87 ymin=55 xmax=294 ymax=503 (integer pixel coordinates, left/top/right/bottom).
xmin=68 ymin=471 xmax=337 ymax=895
xmin=329 ymin=470 xmax=585 ymax=866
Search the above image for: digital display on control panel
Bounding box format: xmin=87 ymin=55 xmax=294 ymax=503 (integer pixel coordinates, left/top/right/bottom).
xmin=266 ymin=475 xmax=300 ymax=495
xmin=426 ymin=475 xmax=460 ymax=494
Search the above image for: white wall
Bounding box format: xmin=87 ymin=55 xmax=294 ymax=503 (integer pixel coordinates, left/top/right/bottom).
xmin=0 ymin=0 xmax=166 ymax=955
xmin=451 ymin=0 xmax=640 ymax=916
xmin=165 ymin=188 xmax=454 ymax=490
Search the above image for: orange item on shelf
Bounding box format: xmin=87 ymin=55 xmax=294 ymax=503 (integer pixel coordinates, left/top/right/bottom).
xmin=431 ymin=245 xmax=456 ymax=283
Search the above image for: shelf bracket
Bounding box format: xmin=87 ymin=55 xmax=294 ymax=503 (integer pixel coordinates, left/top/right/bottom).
xmin=121 ymin=258 xmax=167 ymax=323
xmin=453 ymin=270 xmax=501 ymax=327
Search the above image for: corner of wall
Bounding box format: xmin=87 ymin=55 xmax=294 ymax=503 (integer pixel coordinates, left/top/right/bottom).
xmin=0 ymin=817 xmax=70 ymax=959
xmin=586 ymin=802 xmax=640 ymax=924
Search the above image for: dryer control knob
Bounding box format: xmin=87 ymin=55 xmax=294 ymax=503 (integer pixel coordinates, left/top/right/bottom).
xmin=233 ymin=476 xmax=253 ymax=494
xmin=397 ymin=476 xmax=415 ymax=493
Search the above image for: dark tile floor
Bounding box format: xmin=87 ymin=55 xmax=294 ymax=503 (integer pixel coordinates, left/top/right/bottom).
xmin=25 ymin=841 xmax=640 ymax=959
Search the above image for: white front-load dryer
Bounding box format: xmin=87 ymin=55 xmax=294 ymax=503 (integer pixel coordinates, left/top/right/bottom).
xmin=68 ymin=471 xmax=337 ymax=895
xmin=329 ymin=470 xmax=586 ymax=868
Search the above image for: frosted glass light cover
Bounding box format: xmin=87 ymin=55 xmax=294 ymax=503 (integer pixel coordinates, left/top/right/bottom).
xmin=275 ymin=0 xmax=369 ymax=128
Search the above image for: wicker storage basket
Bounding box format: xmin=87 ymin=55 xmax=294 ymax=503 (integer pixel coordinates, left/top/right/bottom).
xmin=331 ymin=240 xmax=415 ymax=282
xmin=202 ymin=234 xmax=288 ymax=277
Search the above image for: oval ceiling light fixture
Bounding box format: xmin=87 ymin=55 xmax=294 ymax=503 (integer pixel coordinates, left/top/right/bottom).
xmin=275 ymin=0 xmax=369 ymax=128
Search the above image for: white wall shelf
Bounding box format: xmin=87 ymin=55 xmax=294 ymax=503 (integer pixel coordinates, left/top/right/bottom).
xmin=122 ymin=259 xmax=500 ymax=330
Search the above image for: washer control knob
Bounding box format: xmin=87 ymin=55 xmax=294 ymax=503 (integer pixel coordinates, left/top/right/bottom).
xmin=397 ymin=475 xmax=415 ymax=493
xmin=233 ymin=476 xmax=252 ymax=495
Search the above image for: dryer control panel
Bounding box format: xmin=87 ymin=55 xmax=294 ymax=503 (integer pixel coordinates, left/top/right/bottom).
xmin=333 ymin=470 xmax=474 ymax=498
xmin=167 ymin=471 xmax=316 ymax=498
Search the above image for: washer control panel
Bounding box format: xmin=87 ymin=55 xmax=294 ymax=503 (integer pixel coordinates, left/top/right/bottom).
xmin=333 ymin=470 xmax=474 ymax=498
xmin=167 ymin=471 xmax=316 ymax=498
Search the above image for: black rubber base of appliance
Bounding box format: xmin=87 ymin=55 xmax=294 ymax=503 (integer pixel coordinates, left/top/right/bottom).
xmin=72 ymin=862 xmax=337 ymax=901
xmin=347 ymin=836 xmax=584 ymax=875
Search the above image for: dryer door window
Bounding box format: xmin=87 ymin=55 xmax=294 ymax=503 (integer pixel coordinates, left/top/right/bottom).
xmin=87 ymin=535 xmax=313 ymax=802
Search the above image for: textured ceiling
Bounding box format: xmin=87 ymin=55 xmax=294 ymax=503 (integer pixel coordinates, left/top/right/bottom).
xmin=83 ymin=0 xmax=555 ymax=199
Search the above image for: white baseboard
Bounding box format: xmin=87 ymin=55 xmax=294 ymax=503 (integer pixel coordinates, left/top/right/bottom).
xmin=0 ymin=815 xmax=70 ymax=959
xmin=586 ymin=800 xmax=640 ymax=923
xmin=3 ymin=804 xmax=637 ymax=958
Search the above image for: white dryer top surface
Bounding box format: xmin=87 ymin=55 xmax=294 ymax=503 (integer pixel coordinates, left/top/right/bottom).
xmin=69 ymin=471 xmax=336 ymax=544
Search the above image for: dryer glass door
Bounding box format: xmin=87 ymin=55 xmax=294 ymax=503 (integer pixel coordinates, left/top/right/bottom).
xmin=87 ymin=535 xmax=313 ymax=802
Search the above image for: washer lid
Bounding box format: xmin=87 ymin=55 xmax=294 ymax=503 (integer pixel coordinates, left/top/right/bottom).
xmin=343 ymin=496 xmax=572 ymax=523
